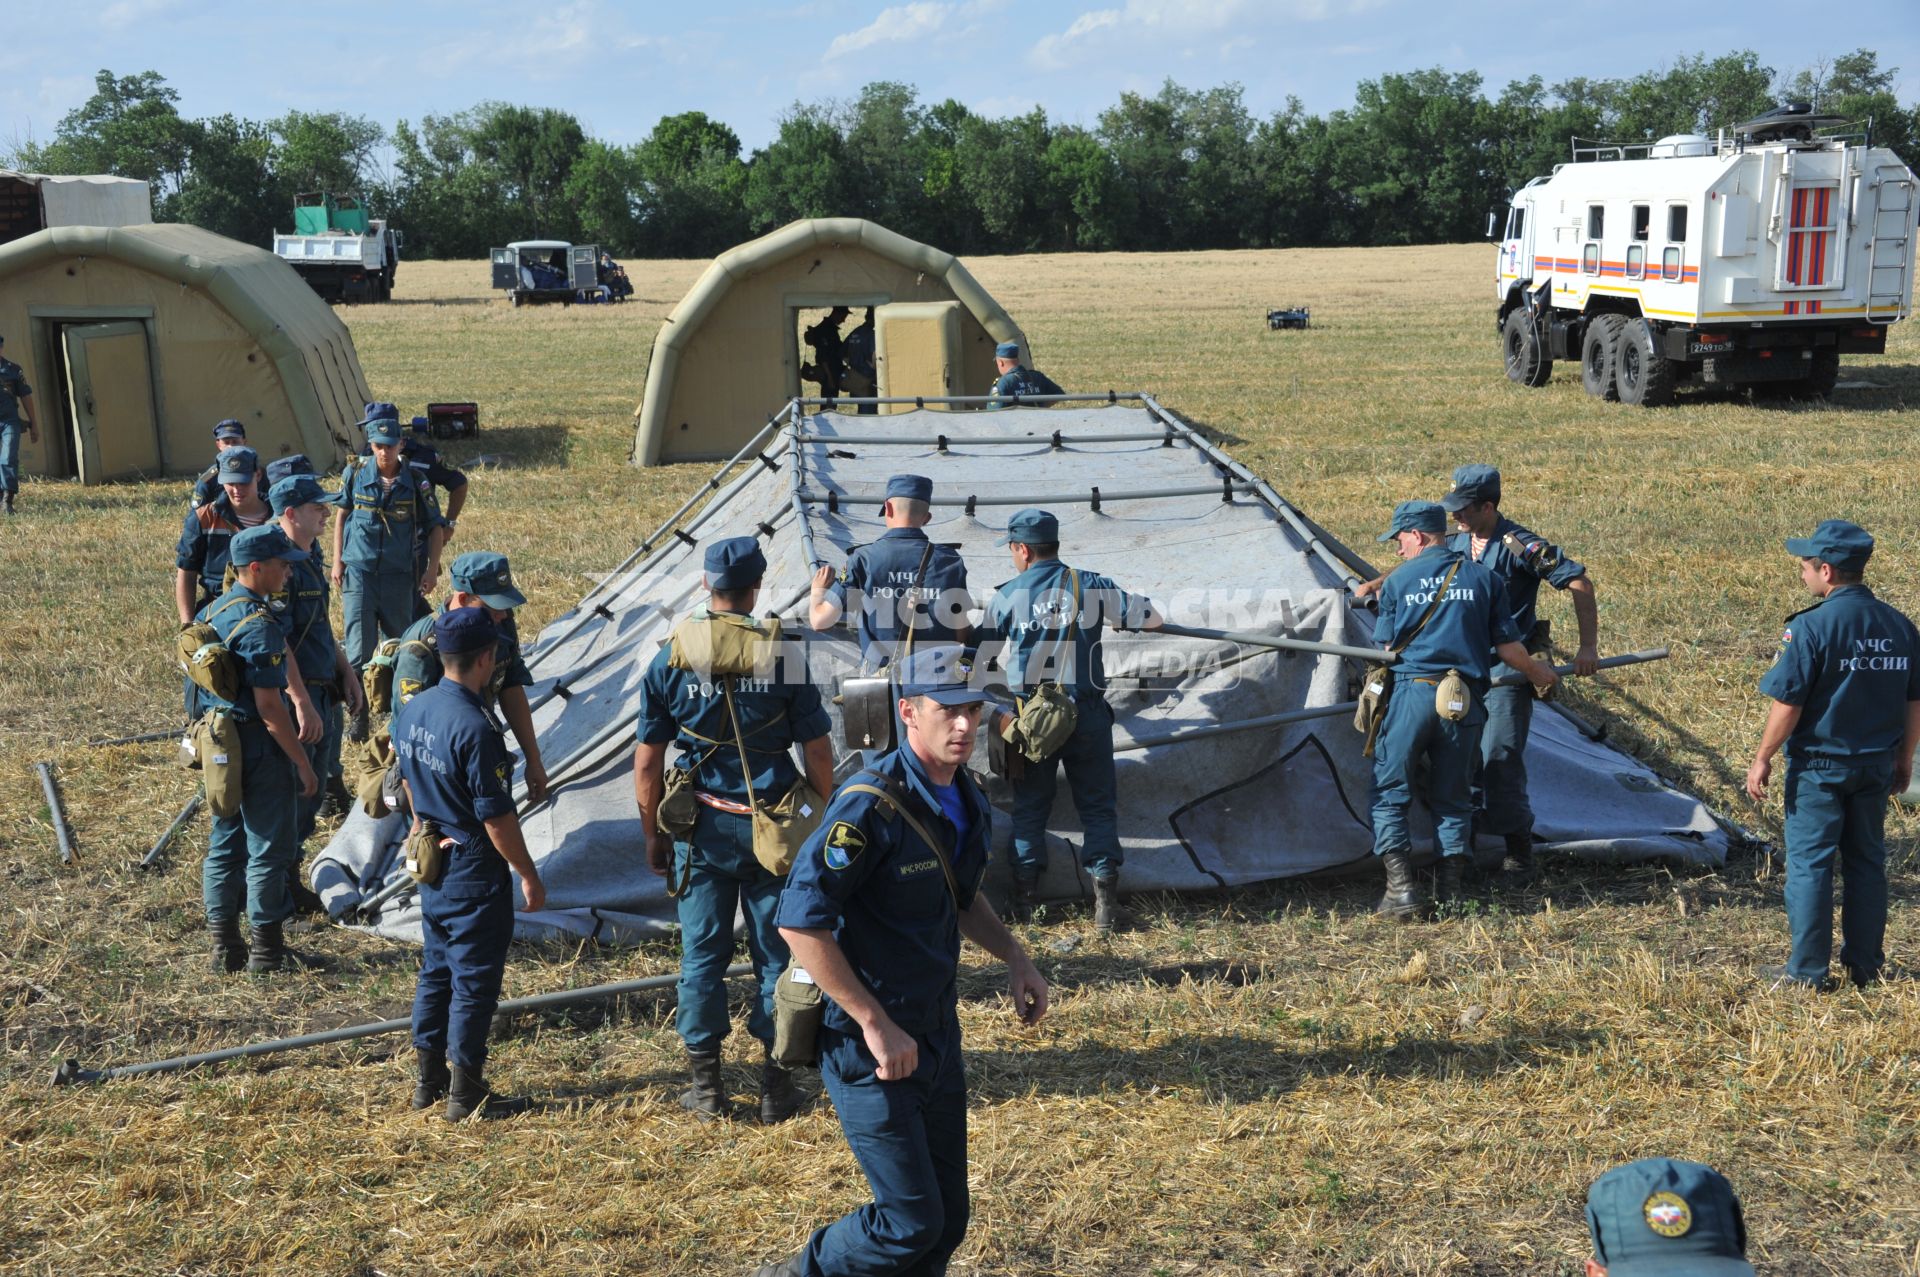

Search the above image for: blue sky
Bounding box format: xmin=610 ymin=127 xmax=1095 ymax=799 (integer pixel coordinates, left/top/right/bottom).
xmin=5 ymin=0 xmax=1917 ymax=160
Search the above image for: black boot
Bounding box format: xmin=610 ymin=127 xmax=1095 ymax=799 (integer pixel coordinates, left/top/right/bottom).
xmin=246 ymin=921 xmax=319 ymax=973
xmin=346 ymin=705 xmax=371 ymax=744
xmin=1374 ymin=852 xmax=1426 ymax=919
xmin=1435 ymin=855 xmax=1467 ymax=906
xmin=445 ymin=1064 xmax=529 ymax=1121
xmin=1007 ymin=873 xmax=1038 ymax=923
xmin=1092 ymin=875 xmax=1125 ymax=934
xmin=759 ymin=1055 xmax=801 ymax=1124
xmin=288 ymin=862 xmax=327 ymax=918
xmin=1500 ymin=832 xmax=1535 ymax=878
xmin=209 ymin=916 xmax=248 ymax=974
xmin=413 ymin=1049 xmax=451 ymax=1111
xmin=680 ymin=1050 xmax=726 ymax=1120
xmin=320 ymin=776 xmax=353 ymax=821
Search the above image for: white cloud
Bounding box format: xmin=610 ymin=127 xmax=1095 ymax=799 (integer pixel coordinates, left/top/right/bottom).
xmin=99 ymin=0 xmax=183 ymax=27
xmin=825 ymin=3 xmax=954 ymax=59
xmin=1027 ymin=0 xmax=1369 ymax=70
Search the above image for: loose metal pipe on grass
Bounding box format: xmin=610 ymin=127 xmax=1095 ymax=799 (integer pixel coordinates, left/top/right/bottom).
xmin=51 ymin=963 xmax=751 ymax=1086
xmin=139 ymin=792 xmax=204 ymax=870
xmin=36 ymin=763 xmax=76 ymax=864
xmin=86 ymin=728 xmax=179 ymax=748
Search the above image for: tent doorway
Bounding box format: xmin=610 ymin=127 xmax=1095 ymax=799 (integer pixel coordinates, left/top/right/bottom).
xmin=793 ymin=305 xmax=853 ymax=403
xmin=51 ymin=318 xmax=161 ymax=483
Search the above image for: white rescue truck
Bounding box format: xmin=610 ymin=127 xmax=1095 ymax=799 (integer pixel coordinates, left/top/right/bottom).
xmin=1494 ymin=103 xmax=1915 ymax=404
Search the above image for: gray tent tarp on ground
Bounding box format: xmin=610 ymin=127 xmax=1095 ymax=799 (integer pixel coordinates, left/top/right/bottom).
xmin=314 ymin=397 xmax=1728 ymax=944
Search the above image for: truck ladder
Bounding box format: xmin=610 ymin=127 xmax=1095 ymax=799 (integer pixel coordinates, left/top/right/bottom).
xmin=1866 ymin=164 xmax=1915 ymax=323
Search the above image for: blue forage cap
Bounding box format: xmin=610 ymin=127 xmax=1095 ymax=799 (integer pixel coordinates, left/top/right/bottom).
xmin=361 ymin=401 xmax=400 ymax=423
xmin=1585 ymin=1158 xmax=1754 ymax=1277
xmin=229 ymin=523 xmax=309 ymax=565
xmin=215 ymin=445 xmax=260 ymax=484
xmin=704 ymin=536 xmax=767 ymax=590
xmin=434 ymin=605 xmax=501 ymax=656
xmin=212 ymin=417 xmax=247 ymax=441
xmin=264 ymin=453 xmax=316 ymax=486
xmin=451 ymin=550 xmax=527 ymax=610
xmin=997 ymin=507 xmax=1059 ymax=546
xmin=884 ymin=474 xmax=933 ymax=504
xmin=1379 ymin=499 xmax=1447 ymax=542
xmin=1440 ymin=463 xmax=1502 ymax=513
xmin=267 ymin=474 xmax=332 ymax=515
xmin=1784 ymin=519 xmax=1874 ymax=572
xmin=897 ymin=644 xmax=987 ymax=706
xmin=994 ymin=341 xmax=1021 ymax=360
xmin=364 ymin=415 xmax=405 ymax=446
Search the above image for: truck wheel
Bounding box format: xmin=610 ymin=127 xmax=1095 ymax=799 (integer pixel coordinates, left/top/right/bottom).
xmin=1580 ymin=315 xmax=1626 ymax=400
xmin=1615 ymin=317 xmax=1677 ymax=407
xmin=1502 ymin=309 xmax=1552 ymax=388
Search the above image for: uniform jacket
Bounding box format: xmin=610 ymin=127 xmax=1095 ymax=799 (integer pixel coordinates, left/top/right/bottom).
xmin=981 ymin=558 xmax=1150 ymax=695
xmin=1760 ymin=585 xmax=1920 ymax=760
xmin=338 ymin=456 xmax=444 ymax=574
xmin=1373 ymin=546 xmax=1520 ymax=689
xmin=775 ymin=744 xmax=990 ymax=1037
xmin=392 ymin=679 xmax=516 ymax=844
xmin=1449 ymin=515 xmax=1586 ymax=648
xmin=828 ymin=527 xmax=971 ymax=665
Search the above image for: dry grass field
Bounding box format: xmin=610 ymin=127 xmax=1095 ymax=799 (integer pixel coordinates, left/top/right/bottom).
xmin=3 ymin=244 xmax=1919 ymax=1275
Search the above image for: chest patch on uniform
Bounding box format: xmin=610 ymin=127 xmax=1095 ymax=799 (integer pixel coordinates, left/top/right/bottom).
xmin=823 ymin=821 xmax=865 ymax=870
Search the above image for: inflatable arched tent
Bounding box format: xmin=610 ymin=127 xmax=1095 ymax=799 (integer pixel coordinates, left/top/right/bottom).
xmin=632 ymin=218 xmax=1025 ymax=466
xmin=0 ymin=223 xmax=368 ymax=484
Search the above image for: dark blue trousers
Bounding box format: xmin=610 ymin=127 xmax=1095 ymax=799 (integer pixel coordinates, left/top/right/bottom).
xmin=1475 ymin=680 xmax=1535 ymax=837
xmin=1782 ymin=756 xmax=1892 ymax=984
xmin=1371 ymin=682 xmax=1484 ymax=860
xmin=673 ymin=806 xmax=788 ymax=1053
xmin=1009 ymin=691 xmax=1122 ymax=881
xmin=805 ymin=1019 xmax=970 ymax=1276
xmin=411 ymin=836 xmax=514 ymax=1069
xmin=203 ymin=717 xmax=298 ymax=927
xmin=295 ymin=682 xmax=343 ymax=845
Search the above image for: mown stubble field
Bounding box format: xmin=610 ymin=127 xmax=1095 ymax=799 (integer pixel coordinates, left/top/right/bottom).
xmin=2 ymin=244 xmax=1918 ymax=1275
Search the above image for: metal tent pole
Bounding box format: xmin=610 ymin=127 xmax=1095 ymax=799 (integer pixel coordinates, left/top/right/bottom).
xmin=791 ymin=409 xmax=824 ymax=569
xmin=525 ymin=411 xmax=792 ymax=672
xmin=36 ymin=763 xmax=76 ymax=864
xmin=797 ymin=393 xmax=1142 ymax=409
xmin=1138 ymin=395 xmax=1377 ymax=589
xmin=1146 ymin=621 xmax=1395 ymax=666
xmin=794 ymin=430 xmax=1180 ymax=447
xmin=51 ymin=963 xmax=753 ymax=1085
xmin=87 ymin=728 xmax=180 ymax=748
xmin=139 ymin=792 xmax=204 ymax=870
xmin=795 ymin=482 xmax=1256 ymax=508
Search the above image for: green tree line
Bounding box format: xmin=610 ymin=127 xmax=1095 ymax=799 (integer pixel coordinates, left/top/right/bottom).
xmin=9 ymin=52 xmax=1914 ymax=259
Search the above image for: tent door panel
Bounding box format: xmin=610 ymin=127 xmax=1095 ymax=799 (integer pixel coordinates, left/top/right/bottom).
xmin=875 ymin=301 xmax=963 ymax=413
xmin=62 ymin=321 xmax=158 ymax=484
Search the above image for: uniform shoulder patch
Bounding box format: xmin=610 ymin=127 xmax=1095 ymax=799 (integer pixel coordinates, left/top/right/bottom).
xmin=823 ymin=820 xmax=866 ymax=871
xmin=1643 ymin=1191 xmax=1692 ymax=1237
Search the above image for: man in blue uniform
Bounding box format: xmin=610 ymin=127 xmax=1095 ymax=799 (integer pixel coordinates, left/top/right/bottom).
xmin=353 ymin=403 xmax=470 ymax=538
xmin=1745 ymin=520 xmax=1920 ymax=990
xmin=393 ymin=607 xmax=548 ymax=1120
xmin=199 ymin=524 xmax=322 ymax=974
xmin=978 ymin=508 xmax=1161 ymax=930
xmin=190 ymin=419 xmax=250 ymax=509
xmin=809 ymin=473 xmax=972 ymax=669
xmin=842 ymin=307 xmax=877 ymax=412
xmin=1440 ymin=464 xmax=1598 ymax=875
xmin=634 ymin=537 xmax=835 ymax=1123
xmin=1368 ymin=500 xmax=1559 ymax=918
xmin=1583 ymin=1158 xmax=1756 ymax=1276
xmin=390 ymin=551 xmax=549 ymax=804
xmin=760 ymin=644 xmax=1048 ymax=1277
xmin=176 ymin=445 xmax=274 ymax=623
xmin=0 ymin=333 xmax=38 ymax=516
xmin=269 ymin=474 xmax=364 ymax=903
xmin=333 ymin=409 xmax=447 ymax=726
xmin=985 ymin=340 xmax=1063 ymax=408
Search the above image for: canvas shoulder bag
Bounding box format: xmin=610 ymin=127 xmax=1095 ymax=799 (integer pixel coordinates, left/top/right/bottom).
xmin=176 ymin=595 xmax=270 ymax=706
xmin=1004 ymin=568 xmax=1082 ymax=764
xmin=180 ymin=710 xmax=245 ymax=818
xmin=1353 ymin=558 xmax=1461 ymax=758
xmin=721 ymin=682 xmax=824 ymax=877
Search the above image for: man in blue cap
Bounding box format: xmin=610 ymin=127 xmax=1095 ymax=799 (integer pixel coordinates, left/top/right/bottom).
xmin=333 ymin=407 xmax=448 ymax=737
xmin=762 ymin=643 xmax=1048 ymax=1277
xmin=809 ymin=473 xmax=972 ymax=673
xmin=1437 ymin=463 xmax=1598 ymax=877
xmin=633 ymin=535 xmax=834 ymax=1123
xmin=390 ymin=551 xmax=549 ymax=804
xmin=0 ymin=332 xmax=38 ymax=516
xmin=1583 ymin=1158 xmax=1754 ymax=1276
xmin=189 ymin=419 xmax=250 ymax=509
xmin=177 ymin=445 xmax=275 ymax=625
xmin=1368 ymin=499 xmax=1559 ymax=918
xmin=978 ymin=507 xmax=1162 ymax=930
xmin=1746 ymin=519 xmax=1920 ymax=990
xmin=269 ymin=474 xmax=364 ymax=901
xmin=352 ymin=403 xmax=469 ymax=552
xmin=198 ymin=523 xmax=323 ymax=975
xmin=985 ymin=340 xmax=1063 ymax=408
xmin=393 ymin=606 xmax=548 ymax=1120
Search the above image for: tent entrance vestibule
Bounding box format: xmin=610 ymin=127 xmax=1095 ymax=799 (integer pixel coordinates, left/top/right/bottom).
xmin=27 ymin=307 xmax=163 ymax=483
